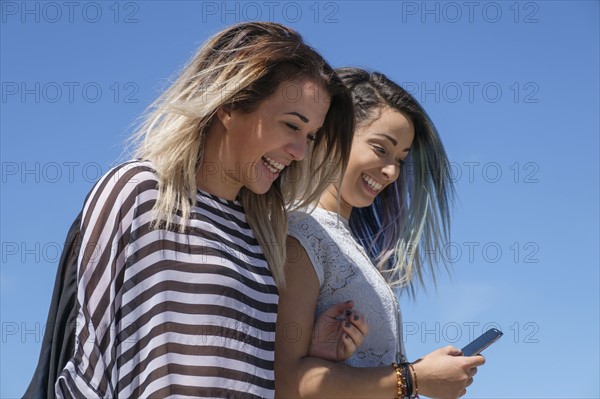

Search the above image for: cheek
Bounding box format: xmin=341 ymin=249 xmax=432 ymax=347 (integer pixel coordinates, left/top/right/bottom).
xmin=340 ymin=165 xmax=361 ymax=197
xmin=346 ymin=152 xmax=372 ymax=176
xmin=260 ymin=122 xmax=287 ymax=146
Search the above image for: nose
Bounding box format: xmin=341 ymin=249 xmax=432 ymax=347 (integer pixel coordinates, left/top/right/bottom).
xmin=286 ymin=135 xmax=308 ymax=161
xmin=381 ymin=163 xmax=400 ymax=182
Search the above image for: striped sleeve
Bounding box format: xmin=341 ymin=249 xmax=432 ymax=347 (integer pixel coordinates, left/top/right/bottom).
xmin=56 ymin=161 xmax=157 ymax=399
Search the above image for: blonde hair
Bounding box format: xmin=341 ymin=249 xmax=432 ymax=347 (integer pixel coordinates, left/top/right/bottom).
xmin=131 ymin=22 xmax=354 ymax=286
xmin=338 ymin=68 xmax=454 ymax=292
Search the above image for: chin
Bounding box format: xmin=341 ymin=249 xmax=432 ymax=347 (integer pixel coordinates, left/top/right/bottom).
xmin=356 ymin=201 xmax=375 ymax=209
xmin=244 ymin=181 xmax=274 ymax=195
xmin=354 ymin=196 xmax=376 ymax=209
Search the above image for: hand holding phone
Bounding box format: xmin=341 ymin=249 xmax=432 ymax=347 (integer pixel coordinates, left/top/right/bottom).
xmin=461 ymin=328 xmax=503 ymax=356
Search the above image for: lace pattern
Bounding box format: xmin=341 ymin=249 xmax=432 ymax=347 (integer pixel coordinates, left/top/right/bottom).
xmin=288 ymin=208 xmax=406 ymax=367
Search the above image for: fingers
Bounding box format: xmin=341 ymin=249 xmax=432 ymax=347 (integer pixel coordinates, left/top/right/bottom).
xmin=338 ymin=318 xmax=363 ymax=359
xmin=344 ymin=310 xmax=368 ymax=336
xmin=465 ymin=354 xmax=486 ymax=366
xmin=339 ymin=310 xmax=368 ymax=351
xmin=341 ymin=319 xmax=363 ymax=347
xmin=339 ymin=330 xmax=358 ymax=358
xmin=460 ymin=362 xmax=480 ymax=394
xmin=440 ymin=345 xmax=463 ymax=356
xmin=320 ymin=300 xmax=354 ymax=319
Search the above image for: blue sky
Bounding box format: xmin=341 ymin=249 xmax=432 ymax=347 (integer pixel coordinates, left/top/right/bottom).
xmin=1 ymin=1 xmax=598 ymax=397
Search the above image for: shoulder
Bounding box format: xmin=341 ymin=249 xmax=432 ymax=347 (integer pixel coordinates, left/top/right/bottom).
xmin=287 ymin=210 xmax=340 ymax=287
xmin=287 ymin=210 xmax=332 ymax=250
xmin=81 ymin=160 xmax=159 ymax=226
xmin=288 ymin=209 xmax=330 ymax=237
xmin=85 ymin=160 xmax=157 ymax=202
xmin=97 ymin=160 xmax=158 ymax=190
xmin=288 ymin=208 xmax=349 ymax=247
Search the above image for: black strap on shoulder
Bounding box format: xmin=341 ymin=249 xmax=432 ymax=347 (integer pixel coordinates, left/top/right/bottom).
xmin=22 ymin=211 xmax=82 ymax=399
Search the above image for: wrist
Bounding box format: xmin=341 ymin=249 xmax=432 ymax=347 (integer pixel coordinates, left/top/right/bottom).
xmin=408 ymin=363 xmax=419 ymax=398
xmin=391 ymin=363 xmax=419 ymax=399
xmin=410 ymin=361 xmax=426 ymax=396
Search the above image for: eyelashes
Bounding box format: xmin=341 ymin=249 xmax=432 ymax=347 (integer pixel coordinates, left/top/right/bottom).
xmin=372 ymin=144 xmax=405 ymax=166
xmin=373 ymin=144 xmax=386 ymax=154
xmin=285 ymin=122 xmax=300 ymax=131
xmin=286 ymin=122 xmax=317 ymax=142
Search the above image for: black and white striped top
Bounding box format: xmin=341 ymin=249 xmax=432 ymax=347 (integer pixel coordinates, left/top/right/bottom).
xmin=55 ymin=160 xmax=278 ymax=399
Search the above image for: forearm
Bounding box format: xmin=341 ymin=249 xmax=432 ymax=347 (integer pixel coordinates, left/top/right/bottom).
xmin=277 ymin=357 xmax=396 ymax=399
xmin=276 ymin=237 xmax=398 ymax=398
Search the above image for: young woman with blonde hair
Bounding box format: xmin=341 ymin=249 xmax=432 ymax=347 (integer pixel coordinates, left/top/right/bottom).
xmin=42 ymin=22 xmax=359 ymax=398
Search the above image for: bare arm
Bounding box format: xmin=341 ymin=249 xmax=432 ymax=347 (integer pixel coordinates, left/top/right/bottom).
xmin=275 ymin=236 xmax=397 ymax=398
xmin=275 ymin=236 xmax=486 ymax=398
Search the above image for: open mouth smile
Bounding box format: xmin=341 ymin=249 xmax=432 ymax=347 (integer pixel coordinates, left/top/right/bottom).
xmin=262 ymin=155 xmax=286 ymax=174
xmin=362 ymin=173 xmax=383 ymax=192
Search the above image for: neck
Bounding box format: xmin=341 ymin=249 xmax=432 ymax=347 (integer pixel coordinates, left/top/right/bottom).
xmin=319 ymin=185 xmax=353 ymax=220
xmin=196 ymin=171 xmax=240 ymax=201
xmin=196 ymin=123 xmax=242 ymax=201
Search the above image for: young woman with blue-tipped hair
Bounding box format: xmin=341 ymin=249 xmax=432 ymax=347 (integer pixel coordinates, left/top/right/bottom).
xmin=275 ymin=68 xmax=486 ymax=399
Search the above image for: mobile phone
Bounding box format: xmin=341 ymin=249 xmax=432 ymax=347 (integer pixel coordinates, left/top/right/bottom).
xmin=461 ymin=328 xmax=503 ymax=356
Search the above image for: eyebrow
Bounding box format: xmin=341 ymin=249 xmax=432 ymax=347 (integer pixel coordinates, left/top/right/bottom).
xmin=376 ymin=133 xmax=410 ymax=151
xmin=285 ymin=112 xmax=309 ymax=123
xmin=376 ymin=133 xmax=398 ymax=146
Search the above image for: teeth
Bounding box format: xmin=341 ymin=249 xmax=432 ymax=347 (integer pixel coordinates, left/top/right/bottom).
xmin=362 ymin=174 xmax=383 ymax=191
xmin=262 ymin=156 xmax=285 ymax=174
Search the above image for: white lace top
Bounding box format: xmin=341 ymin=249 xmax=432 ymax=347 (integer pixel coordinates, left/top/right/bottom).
xmin=288 ymin=207 xmax=406 ymax=367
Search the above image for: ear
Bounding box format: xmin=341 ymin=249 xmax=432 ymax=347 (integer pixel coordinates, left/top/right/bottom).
xmin=216 ymin=104 xmax=233 ymax=130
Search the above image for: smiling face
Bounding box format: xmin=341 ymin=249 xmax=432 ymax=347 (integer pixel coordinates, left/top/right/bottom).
xmin=337 ymin=107 xmax=415 ymax=218
xmin=198 ymin=77 xmax=331 ymax=200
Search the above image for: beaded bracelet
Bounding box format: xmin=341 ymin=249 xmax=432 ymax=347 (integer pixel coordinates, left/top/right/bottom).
xmin=393 ymin=362 xmax=419 ymax=399
xmin=391 ymin=362 xmax=409 ymax=398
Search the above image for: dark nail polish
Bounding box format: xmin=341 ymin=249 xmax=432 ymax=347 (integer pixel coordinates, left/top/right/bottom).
xmin=353 ymin=315 xmax=359 ymax=321
xmin=345 ymin=309 xmax=352 ymax=316
xmin=345 ymin=322 xmax=350 ymax=328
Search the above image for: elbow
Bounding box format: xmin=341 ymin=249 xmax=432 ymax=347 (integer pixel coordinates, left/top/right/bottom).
xmin=275 ymin=360 xmax=303 ymax=398
xmin=276 ymin=358 xmax=332 ymax=398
